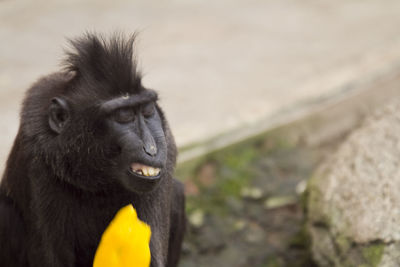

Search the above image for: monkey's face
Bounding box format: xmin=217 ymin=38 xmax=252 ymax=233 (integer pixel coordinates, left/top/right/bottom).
xmin=48 ymin=88 xmax=169 ymax=193
xmin=101 ymin=90 xmax=168 ymax=193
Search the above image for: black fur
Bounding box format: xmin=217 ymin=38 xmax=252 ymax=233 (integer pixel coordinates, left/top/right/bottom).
xmin=0 ymin=33 xmax=185 ymax=267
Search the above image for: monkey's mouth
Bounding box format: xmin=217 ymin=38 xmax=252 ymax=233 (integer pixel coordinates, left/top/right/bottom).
xmin=130 ymin=163 xmax=161 ymax=178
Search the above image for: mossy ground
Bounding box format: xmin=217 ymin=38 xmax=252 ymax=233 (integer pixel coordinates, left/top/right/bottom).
xmin=361 ymin=243 xmax=385 ymax=267
xmin=177 ymin=128 xmax=342 ymax=267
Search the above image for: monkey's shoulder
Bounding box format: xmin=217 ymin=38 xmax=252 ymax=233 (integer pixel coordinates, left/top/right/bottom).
xmin=0 ymin=195 xmax=27 ymax=266
xmin=172 ymin=178 xmax=184 ymax=195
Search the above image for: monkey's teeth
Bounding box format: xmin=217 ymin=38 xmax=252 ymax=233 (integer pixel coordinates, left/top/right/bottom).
xmin=148 ymin=168 xmax=155 ymax=176
xmin=131 ymin=163 xmax=161 ymax=177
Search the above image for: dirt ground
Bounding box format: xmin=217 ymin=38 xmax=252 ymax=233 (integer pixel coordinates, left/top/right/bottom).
xmin=176 ymin=127 xmax=346 ymax=267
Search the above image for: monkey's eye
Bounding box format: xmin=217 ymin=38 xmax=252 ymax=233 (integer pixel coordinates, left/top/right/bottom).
xmin=142 ymin=102 xmax=155 ymax=118
xmin=113 ymin=108 xmax=135 ymax=123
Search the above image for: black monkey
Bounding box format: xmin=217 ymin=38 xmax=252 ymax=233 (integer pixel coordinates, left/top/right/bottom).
xmin=0 ymin=33 xmax=185 ymax=267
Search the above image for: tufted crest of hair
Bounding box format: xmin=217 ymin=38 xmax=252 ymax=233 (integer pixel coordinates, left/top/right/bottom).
xmin=64 ymin=32 xmax=142 ymax=97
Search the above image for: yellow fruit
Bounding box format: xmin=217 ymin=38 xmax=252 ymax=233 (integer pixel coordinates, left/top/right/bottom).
xmin=93 ymin=205 xmax=151 ymax=267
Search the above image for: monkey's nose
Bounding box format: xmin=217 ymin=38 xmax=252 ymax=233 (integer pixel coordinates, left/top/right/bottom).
xmin=143 ymin=144 xmax=157 ymax=157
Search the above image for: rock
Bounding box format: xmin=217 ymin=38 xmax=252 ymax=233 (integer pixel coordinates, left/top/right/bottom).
xmin=184 ymin=179 xmax=199 ymax=196
xmin=197 ymin=162 xmax=217 ymax=187
xmin=307 ymin=101 xmax=400 ymax=266
xmin=264 ymin=195 xmax=297 ymax=209
xmin=233 ymin=219 xmax=246 ymax=231
xmin=188 ymin=209 xmax=205 ymax=228
xmin=244 ymin=222 xmax=266 ymax=244
xmin=295 ymin=179 xmax=307 ymax=195
xmin=240 ymin=186 xmax=264 ymax=200
xmin=226 ymin=196 xmax=245 ymax=214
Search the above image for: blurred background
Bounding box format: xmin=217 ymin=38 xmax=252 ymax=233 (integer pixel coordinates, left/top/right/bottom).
xmin=2 ymin=0 xmax=400 ymax=266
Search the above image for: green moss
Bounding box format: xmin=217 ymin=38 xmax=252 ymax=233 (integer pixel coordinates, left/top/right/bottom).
xmin=305 ymin=166 xmax=337 ymax=229
xmin=175 ymin=153 xmax=208 ymax=182
xmin=362 ymin=243 xmax=384 ymax=267
xmin=300 ymin=186 xmax=310 ymax=213
xmin=179 ymin=130 xmax=298 ymax=217
xmin=178 ymin=120 xmax=336 ymax=266
xmin=264 ymin=256 xmax=283 ymax=267
xmin=336 ymin=235 xmax=351 ymax=255
xmin=290 ymin=225 xmax=311 ymax=249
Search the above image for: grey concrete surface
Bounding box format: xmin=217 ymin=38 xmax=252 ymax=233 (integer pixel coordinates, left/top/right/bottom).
xmin=1 ymin=0 xmax=400 ymax=170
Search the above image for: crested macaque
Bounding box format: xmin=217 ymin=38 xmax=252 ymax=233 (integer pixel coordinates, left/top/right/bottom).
xmin=0 ymin=33 xmax=185 ymax=267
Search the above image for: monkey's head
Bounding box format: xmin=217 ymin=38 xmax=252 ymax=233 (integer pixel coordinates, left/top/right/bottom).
xmin=20 ymin=33 xmax=177 ymax=193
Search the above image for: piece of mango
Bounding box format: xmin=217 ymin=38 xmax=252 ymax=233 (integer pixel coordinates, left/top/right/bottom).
xmin=93 ymin=204 xmax=151 ymax=267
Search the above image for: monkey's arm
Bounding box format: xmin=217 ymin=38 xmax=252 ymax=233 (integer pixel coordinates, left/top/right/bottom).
xmin=166 ymin=179 xmax=186 ymax=267
xmin=0 ymin=195 xmax=27 ymax=267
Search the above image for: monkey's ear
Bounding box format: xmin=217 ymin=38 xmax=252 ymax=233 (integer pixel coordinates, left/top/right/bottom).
xmin=49 ymin=97 xmax=70 ymax=134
